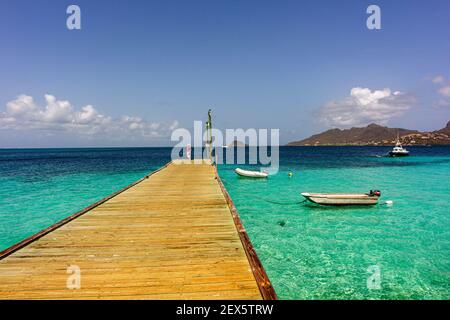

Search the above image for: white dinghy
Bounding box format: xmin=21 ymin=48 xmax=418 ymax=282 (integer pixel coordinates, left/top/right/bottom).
xmin=301 ymin=190 xmax=381 ymax=206
xmin=235 ymin=168 xmax=269 ymax=178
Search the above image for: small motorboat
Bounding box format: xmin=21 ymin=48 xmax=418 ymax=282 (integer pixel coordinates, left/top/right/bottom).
xmin=235 ymin=168 xmax=268 ymax=178
xmin=301 ymin=190 xmax=381 ymax=206
xmin=388 ymin=134 xmax=409 ymax=157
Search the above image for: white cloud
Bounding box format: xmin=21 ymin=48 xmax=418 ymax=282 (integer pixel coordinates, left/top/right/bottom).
xmin=320 ymin=87 xmax=414 ymax=128
xmin=435 ymin=99 xmax=450 ymax=107
xmin=0 ymin=94 xmax=178 ymax=140
xmin=6 ymin=94 xmax=37 ymax=116
xmin=438 ymin=86 xmax=450 ymax=97
xmin=76 ymin=105 xmax=99 ymax=124
xmin=432 ymin=75 xmax=445 ymax=84
xmin=40 ymin=94 xmax=73 ymax=123
xmin=169 ymin=120 xmax=179 ymax=131
xmin=431 ymin=75 xmax=450 ymax=107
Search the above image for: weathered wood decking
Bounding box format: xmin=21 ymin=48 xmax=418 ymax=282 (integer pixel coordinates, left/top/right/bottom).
xmin=0 ymin=161 xmax=276 ymax=300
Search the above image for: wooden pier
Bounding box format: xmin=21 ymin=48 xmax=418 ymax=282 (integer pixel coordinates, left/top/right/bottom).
xmin=0 ymin=161 xmax=276 ymax=300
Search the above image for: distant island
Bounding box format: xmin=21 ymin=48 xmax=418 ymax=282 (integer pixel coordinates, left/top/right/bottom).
xmin=287 ymin=121 xmax=450 ymax=146
xmin=227 ymin=139 xmax=247 ymax=147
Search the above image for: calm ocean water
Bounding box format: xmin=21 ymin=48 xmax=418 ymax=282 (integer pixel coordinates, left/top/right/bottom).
xmin=0 ymin=146 xmax=449 ymax=299
xmin=218 ymin=146 xmax=450 ymax=299
xmin=0 ymin=148 xmax=171 ymax=249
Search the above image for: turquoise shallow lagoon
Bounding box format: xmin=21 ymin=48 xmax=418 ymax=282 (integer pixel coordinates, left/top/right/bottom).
xmin=0 ymin=146 xmax=449 ymax=299
xmin=218 ymin=146 xmax=450 ymax=299
xmin=0 ymin=148 xmax=170 ymax=250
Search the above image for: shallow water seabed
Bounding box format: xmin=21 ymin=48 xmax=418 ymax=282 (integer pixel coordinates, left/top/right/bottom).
xmin=218 ymin=146 xmax=450 ymax=299
xmin=0 ymin=146 xmax=448 ymax=299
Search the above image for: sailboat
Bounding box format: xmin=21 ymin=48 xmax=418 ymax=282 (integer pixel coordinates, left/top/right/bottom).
xmin=388 ymin=133 xmax=409 ymax=157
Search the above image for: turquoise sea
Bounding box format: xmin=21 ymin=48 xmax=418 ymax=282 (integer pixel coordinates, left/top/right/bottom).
xmin=0 ymin=147 xmax=449 ymax=299
xmin=0 ymin=148 xmax=170 ymax=250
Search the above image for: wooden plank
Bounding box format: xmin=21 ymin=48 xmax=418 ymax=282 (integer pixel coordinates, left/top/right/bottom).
xmin=0 ymin=161 xmax=275 ymax=300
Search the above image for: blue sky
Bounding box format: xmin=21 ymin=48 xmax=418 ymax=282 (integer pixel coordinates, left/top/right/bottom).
xmin=0 ymin=0 xmax=449 ymax=147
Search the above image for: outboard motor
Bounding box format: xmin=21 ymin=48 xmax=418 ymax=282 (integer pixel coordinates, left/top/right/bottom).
xmin=369 ymin=190 xmax=381 ymax=197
